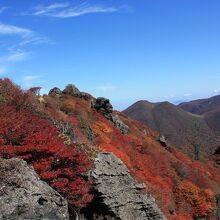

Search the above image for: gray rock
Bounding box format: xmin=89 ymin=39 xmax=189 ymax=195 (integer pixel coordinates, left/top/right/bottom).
xmin=94 ymin=97 xmax=113 ymax=120
xmin=88 ymin=152 xmax=167 ymax=220
xmin=112 ymin=115 xmax=129 ymax=134
xmin=0 ymin=158 xmax=69 ymax=220
xmin=80 ymin=92 xmax=94 ymax=101
xmin=49 ymin=87 xmax=62 ymax=96
xmin=158 ymin=135 xmax=168 ymax=147
xmin=93 ymin=98 xmax=129 ymax=134
xmin=63 ymin=84 xmax=81 ymax=97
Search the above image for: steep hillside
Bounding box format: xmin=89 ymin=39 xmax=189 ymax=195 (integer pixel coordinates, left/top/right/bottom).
xmin=204 ymin=108 xmax=220 ymax=136
xmin=179 ymin=95 xmax=220 ymax=115
xmin=123 ymin=100 xmax=220 ymax=160
xmin=0 ymin=79 xmax=220 ymax=219
xmin=179 ymin=95 xmax=220 ymax=137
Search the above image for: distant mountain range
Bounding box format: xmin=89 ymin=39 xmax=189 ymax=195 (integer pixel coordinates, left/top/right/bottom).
xmin=179 ymin=95 xmax=220 ymax=115
xmin=179 ymin=95 xmax=220 ymax=136
xmin=123 ymin=96 xmax=220 ymax=160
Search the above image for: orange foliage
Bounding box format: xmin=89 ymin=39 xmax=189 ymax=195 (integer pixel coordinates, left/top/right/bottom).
xmin=175 ymin=180 xmax=216 ymax=217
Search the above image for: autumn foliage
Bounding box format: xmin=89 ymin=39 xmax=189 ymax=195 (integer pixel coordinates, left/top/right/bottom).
xmin=0 ymin=78 xmax=220 ymax=219
xmin=0 ymin=79 xmax=93 ymax=209
xmin=175 ymin=180 xmax=216 ymax=217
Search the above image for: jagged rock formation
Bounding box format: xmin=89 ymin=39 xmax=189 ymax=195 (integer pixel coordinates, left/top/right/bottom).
xmin=0 ymin=158 xmax=69 ymax=220
xmin=112 ymin=115 xmax=129 ymax=134
xmin=83 ymin=152 xmax=166 ymax=220
xmin=94 ymin=97 xmax=113 ymax=120
xmin=94 ymin=98 xmax=129 ymax=134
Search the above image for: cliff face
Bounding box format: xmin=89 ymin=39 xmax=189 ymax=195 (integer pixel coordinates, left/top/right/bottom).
xmin=0 ymin=158 xmax=69 ymax=220
xmin=81 ymin=153 xmax=166 ymax=220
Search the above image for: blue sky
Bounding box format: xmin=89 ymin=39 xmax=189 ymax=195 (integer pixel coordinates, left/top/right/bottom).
xmin=1 ymin=0 xmax=220 ymax=110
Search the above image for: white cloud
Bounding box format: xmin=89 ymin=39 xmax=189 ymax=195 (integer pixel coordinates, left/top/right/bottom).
xmin=96 ymin=85 xmax=115 ymax=92
xmin=28 ymin=2 xmax=118 ymax=18
xmin=0 ymin=51 xmax=29 ymax=63
xmin=0 ymin=22 xmax=49 ymax=66
xmin=214 ymin=89 xmax=220 ymax=93
xmin=0 ymin=22 xmax=49 ymax=50
xmin=0 ymin=23 xmax=33 ymax=38
xmin=23 ymin=75 xmax=41 ymax=87
xmin=33 ymin=3 xmax=69 ymax=16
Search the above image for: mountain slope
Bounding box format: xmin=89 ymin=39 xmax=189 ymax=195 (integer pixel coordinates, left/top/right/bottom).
xmin=1 ymin=79 xmax=220 ymax=219
xmin=123 ymin=100 xmax=220 ymax=159
xmin=179 ymin=95 xmax=220 ymax=137
xmin=179 ymin=95 xmax=220 ymax=115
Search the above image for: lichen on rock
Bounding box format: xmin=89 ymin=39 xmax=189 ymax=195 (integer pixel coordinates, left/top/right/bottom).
xmin=0 ymin=158 xmax=69 ymax=220
xmin=82 ymin=152 xmax=166 ymax=220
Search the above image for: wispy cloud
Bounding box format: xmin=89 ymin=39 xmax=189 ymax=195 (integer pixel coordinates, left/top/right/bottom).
xmin=96 ymin=85 xmax=115 ymax=93
xmin=22 ymin=75 xmax=42 ymax=87
xmin=0 ymin=22 xmax=33 ymax=38
xmin=0 ymin=67 xmax=7 ymax=75
xmin=32 ymin=3 xmax=69 ymax=16
xmin=3 ymin=51 xmax=29 ymax=63
xmin=214 ymin=89 xmax=220 ymax=94
xmin=0 ymin=7 xmax=8 ymax=14
xmin=0 ymin=22 xmax=49 ymax=67
xmin=0 ymin=22 xmax=49 ymax=48
xmin=27 ymin=2 xmax=119 ymax=18
xmin=0 ymin=51 xmax=29 ymax=63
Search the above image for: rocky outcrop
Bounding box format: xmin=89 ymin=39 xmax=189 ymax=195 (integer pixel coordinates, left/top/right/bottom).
xmin=112 ymin=115 xmax=129 ymax=134
xmin=0 ymin=158 xmax=69 ymax=220
xmin=94 ymin=98 xmax=129 ymax=134
xmin=83 ymin=153 xmax=166 ymax=220
xmin=63 ymin=84 xmax=81 ymax=97
xmin=49 ymin=87 xmax=62 ymax=96
xmin=158 ymin=135 xmax=168 ymax=147
xmin=94 ymin=97 xmax=113 ymax=120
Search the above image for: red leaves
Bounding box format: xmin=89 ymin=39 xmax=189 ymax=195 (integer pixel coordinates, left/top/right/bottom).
xmin=0 ymin=79 xmax=93 ymax=210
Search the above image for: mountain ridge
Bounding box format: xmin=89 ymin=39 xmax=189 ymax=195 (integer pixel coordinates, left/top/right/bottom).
xmin=123 ymin=99 xmax=220 ymax=160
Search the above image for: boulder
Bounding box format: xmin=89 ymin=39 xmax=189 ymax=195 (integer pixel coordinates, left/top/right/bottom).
xmin=158 ymin=135 xmax=168 ymax=147
xmin=83 ymin=153 xmax=166 ymax=220
xmin=0 ymin=158 xmax=69 ymax=220
xmin=62 ymin=84 xmax=81 ymax=97
xmin=80 ymin=92 xmax=94 ymax=101
xmin=49 ymin=87 xmax=62 ymax=96
xmin=94 ymin=97 xmax=113 ymax=120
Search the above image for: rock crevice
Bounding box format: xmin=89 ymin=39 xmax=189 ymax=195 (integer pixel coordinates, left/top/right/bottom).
xmin=83 ymin=152 xmax=166 ymax=220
